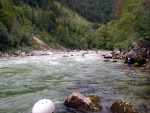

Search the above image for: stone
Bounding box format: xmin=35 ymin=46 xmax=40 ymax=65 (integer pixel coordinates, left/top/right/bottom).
xmin=15 ymin=50 xmax=22 ymax=55
xmin=110 ymin=100 xmax=139 ymax=113
xmin=104 ymin=54 xmax=112 ymax=58
xmin=104 ymin=59 xmax=117 ymax=62
xmin=63 ymin=92 xmax=102 ymax=111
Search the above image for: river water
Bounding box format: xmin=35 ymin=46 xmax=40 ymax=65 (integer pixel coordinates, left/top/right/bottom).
xmin=0 ymin=51 xmax=149 ymax=113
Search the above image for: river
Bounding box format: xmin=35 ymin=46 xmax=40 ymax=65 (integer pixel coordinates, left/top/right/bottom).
xmin=0 ymin=51 xmax=149 ymax=113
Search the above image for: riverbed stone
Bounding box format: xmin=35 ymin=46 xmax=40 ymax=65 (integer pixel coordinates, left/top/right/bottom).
xmin=104 ymin=59 xmax=117 ymax=62
xmin=63 ymin=92 xmax=102 ymax=111
xmin=110 ymin=100 xmax=139 ymax=113
xmin=104 ymin=54 xmax=112 ymax=58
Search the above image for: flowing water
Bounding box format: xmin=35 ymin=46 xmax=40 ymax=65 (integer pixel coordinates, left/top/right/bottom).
xmin=0 ymin=51 xmax=149 ymax=113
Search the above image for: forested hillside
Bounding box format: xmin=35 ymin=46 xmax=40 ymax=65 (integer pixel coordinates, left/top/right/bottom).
xmin=0 ymin=0 xmax=94 ymax=51
xmin=56 ymin=0 xmax=116 ymax=23
xmin=95 ymin=0 xmax=150 ymax=50
xmin=0 ymin=0 xmax=149 ymax=52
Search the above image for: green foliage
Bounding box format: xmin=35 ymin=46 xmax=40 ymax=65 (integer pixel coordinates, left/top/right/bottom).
xmin=0 ymin=21 xmax=12 ymax=51
xmin=0 ymin=0 xmax=94 ymax=51
xmin=56 ymin=0 xmax=116 ymax=23
xmin=0 ymin=0 xmax=149 ymax=51
xmin=96 ymin=0 xmax=150 ymax=50
xmin=95 ymin=24 xmax=107 ymax=48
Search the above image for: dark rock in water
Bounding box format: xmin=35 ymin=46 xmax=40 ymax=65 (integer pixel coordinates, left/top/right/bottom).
xmin=62 ymin=55 xmax=69 ymax=57
xmin=63 ymin=92 xmax=102 ymax=111
xmin=110 ymin=100 xmax=139 ymax=113
xmin=109 ymin=59 xmax=117 ymax=62
xmin=104 ymin=59 xmax=110 ymax=62
xmin=104 ymin=59 xmax=117 ymax=62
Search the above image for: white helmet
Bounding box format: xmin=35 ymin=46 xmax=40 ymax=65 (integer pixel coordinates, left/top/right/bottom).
xmin=32 ymin=99 xmax=55 ymax=113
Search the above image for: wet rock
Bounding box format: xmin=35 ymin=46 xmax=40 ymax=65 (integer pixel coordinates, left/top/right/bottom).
xmin=110 ymin=100 xmax=139 ymax=113
xmin=63 ymin=92 xmax=102 ymax=111
xmin=104 ymin=59 xmax=117 ymax=62
xmin=104 ymin=59 xmax=110 ymax=62
xmin=62 ymin=55 xmax=69 ymax=57
xmin=104 ymin=54 xmax=112 ymax=58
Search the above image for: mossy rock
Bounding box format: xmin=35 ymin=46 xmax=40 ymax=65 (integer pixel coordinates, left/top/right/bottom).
xmin=134 ymin=62 xmax=140 ymax=67
xmin=63 ymin=92 xmax=102 ymax=111
xmin=110 ymin=100 xmax=139 ymax=113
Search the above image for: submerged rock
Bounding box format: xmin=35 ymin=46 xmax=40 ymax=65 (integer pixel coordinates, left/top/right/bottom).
xmin=110 ymin=100 xmax=139 ymax=113
xmin=63 ymin=92 xmax=102 ymax=111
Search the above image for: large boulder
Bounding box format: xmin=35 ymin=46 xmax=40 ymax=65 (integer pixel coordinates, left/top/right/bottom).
xmin=110 ymin=100 xmax=139 ymax=113
xmin=124 ymin=44 xmax=149 ymax=59
xmin=63 ymin=92 xmax=102 ymax=111
xmin=122 ymin=43 xmax=150 ymax=67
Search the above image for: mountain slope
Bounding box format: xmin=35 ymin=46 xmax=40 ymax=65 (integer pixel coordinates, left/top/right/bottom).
xmin=56 ymin=0 xmax=116 ymax=23
xmin=95 ymin=0 xmax=150 ymax=50
xmin=0 ymin=0 xmax=93 ymax=51
xmin=1 ymin=0 xmax=149 ymax=52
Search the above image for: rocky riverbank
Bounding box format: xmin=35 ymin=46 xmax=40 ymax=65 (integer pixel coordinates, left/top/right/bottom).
xmin=0 ymin=50 xmax=54 ymax=58
xmin=102 ymin=43 xmax=150 ymax=71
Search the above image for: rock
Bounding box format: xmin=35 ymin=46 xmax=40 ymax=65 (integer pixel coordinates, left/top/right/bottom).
xmin=132 ymin=44 xmax=140 ymax=50
xmin=104 ymin=59 xmax=117 ymax=62
xmin=125 ymin=44 xmax=149 ymax=59
xmin=126 ymin=50 xmax=137 ymax=58
xmin=62 ymin=55 xmax=69 ymax=57
xmin=122 ymin=43 xmax=150 ymax=67
xmin=63 ymin=92 xmax=102 ymax=111
xmin=109 ymin=59 xmax=117 ymax=62
xmin=104 ymin=59 xmax=110 ymax=62
xmin=111 ymin=49 xmax=124 ymax=59
xmin=104 ymin=54 xmax=112 ymax=58
xmin=20 ymin=52 xmax=26 ymax=57
xmin=110 ymin=100 xmax=139 ymax=113
xmin=14 ymin=50 xmax=22 ymax=56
